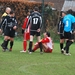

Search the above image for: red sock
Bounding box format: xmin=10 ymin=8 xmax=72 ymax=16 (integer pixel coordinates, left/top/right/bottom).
xmin=23 ymin=41 xmax=27 ymax=51
xmin=33 ymin=43 xmax=39 ymax=51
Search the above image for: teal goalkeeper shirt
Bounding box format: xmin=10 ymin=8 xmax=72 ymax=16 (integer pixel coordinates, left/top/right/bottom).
xmin=63 ymin=14 xmax=75 ymax=32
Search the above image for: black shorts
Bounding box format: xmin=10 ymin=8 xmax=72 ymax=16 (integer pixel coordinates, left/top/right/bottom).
xmin=64 ymin=31 xmax=74 ymax=40
xmin=4 ymin=28 xmax=15 ymax=38
xmin=60 ymin=34 xmax=64 ymax=39
xmin=30 ymin=31 xmax=40 ymax=36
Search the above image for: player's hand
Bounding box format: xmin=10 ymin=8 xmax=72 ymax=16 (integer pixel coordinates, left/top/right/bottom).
xmin=0 ymin=29 xmax=2 ymax=33
xmin=73 ymin=31 xmax=75 ymax=34
xmin=13 ymin=26 xmax=17 ymax=30
xmin=37 ymin=29 xmax=40 ymax=32
xmin=57 ymin=32 xmax=60 ymax=34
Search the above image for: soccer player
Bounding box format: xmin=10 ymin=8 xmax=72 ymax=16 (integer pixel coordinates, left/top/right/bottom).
xmin=1 ymin=7 xmax=11 ymax=34
xmin=32 ymin=32 xmax=53 ymax=53
xmin=0 ymin=10 xmax=17 ymax=52
xmin=63 ymin=9 xmax=75 ymax=55
xmin=57 ymin=11 xmax=66 ymax=53
xmin=26 ymin=7 xmax=42 ymax=54
xmin=20 ymin=11 xmax=30 ymax=53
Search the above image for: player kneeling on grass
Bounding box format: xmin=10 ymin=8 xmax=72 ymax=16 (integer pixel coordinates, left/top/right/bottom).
xmin=32 ymin=32 xmax=54 ymax=53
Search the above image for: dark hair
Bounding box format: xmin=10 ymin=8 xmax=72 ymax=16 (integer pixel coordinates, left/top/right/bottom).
xmin=67 ymin=9 xmax=73 ymax=15
xmin=46 ymin=32 xmax=50 ymax=37
xmin=10 ymin=10 xmax=14 ymax=14
xmin=34 ymin=7 xmax=39 ymax=11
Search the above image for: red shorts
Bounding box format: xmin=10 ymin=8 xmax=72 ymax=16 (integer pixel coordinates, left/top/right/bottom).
xmin=44 ymin=48 xmax=52 ymax=53
xmin=24 ymin=32 xmax=30 ymax=40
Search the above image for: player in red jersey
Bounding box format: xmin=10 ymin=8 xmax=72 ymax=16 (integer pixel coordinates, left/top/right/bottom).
xmin=20 ymin=11 xmax=30 ymax=52
xmin=32 ymin=32 xmax=53 ymax=53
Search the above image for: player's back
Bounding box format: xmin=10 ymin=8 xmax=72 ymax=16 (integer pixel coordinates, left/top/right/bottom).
xmin=29 ymin=12 xmax=42 ymax=31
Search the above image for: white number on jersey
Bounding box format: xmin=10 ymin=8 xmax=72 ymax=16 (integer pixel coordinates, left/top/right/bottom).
xmin=65 ymin=20 xmax=69 ymax=27
xmin=33 ymin=18 xmax=39 ymax=24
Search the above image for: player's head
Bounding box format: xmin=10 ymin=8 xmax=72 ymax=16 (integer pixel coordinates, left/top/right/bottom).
xmin=34 ymin=7 xmax=39 ymax=11
xmin=46 ymin=32 xmax=50 ymax=37
xmin=9 ymin=10 xmax=15 ymax=17
xmin=5 ymin=7 xmax=11 ymax=14
xmin=43 ymin=32 xmax=50 ymax=37
xmin=61 ymin=11 xmax=66 ymax=17
xmin=67 ymin=9 xmax=73 ymax=15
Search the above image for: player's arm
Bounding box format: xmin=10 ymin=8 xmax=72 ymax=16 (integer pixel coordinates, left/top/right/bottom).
xmin=37 ymin=16 xmax=42 ymax=32
xmin=22 ymin=17 xmax=28 ymax=34
xmin=41 ymin=38 xmax=49 ymax=43
xmin=13 ymin=17 xmax=18 ymax=30
xmin=72 ymin=22 xmax=75 ymax=34
xmin=0 ymin=17 xmax=6 ymax=32
xmin=26 ymin=16 xmax=31 ymax=29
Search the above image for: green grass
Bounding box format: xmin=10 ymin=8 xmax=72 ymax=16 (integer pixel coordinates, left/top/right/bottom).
xmin=0 ymin=39 xmax=75 ymax=75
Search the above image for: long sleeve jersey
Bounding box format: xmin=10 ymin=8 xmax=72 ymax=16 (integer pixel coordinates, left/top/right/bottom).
xmin=26 ymin=11 xmax=42 ymax=31
xmin=22 ymin=16 xmax=29 ymax=30
xmin=41 ymin=37 xmax=53 ymax=49
xmin=0 ymin=15 xmax=17 ymax=30
xmin=57 ymin=17 xmax=64 ymax=34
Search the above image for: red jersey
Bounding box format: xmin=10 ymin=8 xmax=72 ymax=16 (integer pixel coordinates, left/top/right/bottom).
xmin=22 ymin=16 xmax=29 ymax=29
xmin=22 ymin=16 xmax=30 ymax=40
xmin=41 ymin=37 xmax=53 ymax=49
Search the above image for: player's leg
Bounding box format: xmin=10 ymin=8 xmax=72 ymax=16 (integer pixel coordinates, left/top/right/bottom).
xmin=32 ymin=42 xmax=39 ymax=52
xmin=20 ymin=32 xmax=29 ymax=52
xmin=28 ymin=35 xmax=34 ymax=53
xmin=9 ymin=38 xmax=14 ymax=51
xmin=42 ymin=43 xmax=52 ymax=53
xmin=64 ymin=33 xmax=74 ymax=55
xmin=37 ymin=36 xmax=42 ymax=53
xmin=1 ymin=35 xmax=10 ymax=51
xmin=60 ymin=34 xmax=64 ymax=53
xmin=9 ymin=30 xmax=15 ymax=51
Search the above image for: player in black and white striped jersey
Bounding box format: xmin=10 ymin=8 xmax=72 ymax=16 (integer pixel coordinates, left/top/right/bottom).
xmin=57 ymin=11 xmax=66 ymax=53
xmin=26 ymin=7 xmax=42 ymax=54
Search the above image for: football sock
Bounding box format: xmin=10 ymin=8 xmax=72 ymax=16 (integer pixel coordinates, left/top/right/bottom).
xmin=66 ymin=41 xmax=73 ymax=53
xmin=10 ymin=41 xmax=13 ymax=49
xmin=29 ymin=41 xmax=33 ymax=52
xmin=60 ymin=43 xmax=63 ymax=50
xmin=23 ymin=41 xmax=27 ymax=51
xmin=1 ymin=40 xmax=8 ymax=49
xmin=38 ymin=42 xmax=42 ymax=52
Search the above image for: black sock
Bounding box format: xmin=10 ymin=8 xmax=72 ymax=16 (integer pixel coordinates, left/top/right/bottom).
xmin=60 ymin=43 xmax=63 ymax=50
xmin=2 ymin=40 xmax=8 ymax=49
xmin=65 ymin=41 xmax=73 ymax=53
xmin=39 ymin=42 xmax=42 ymax=52
xmin=29 ymin=41 xmax=33 ymax=52
xmin=10 ymin=41 xmax=14 ymax=49
xmin=64 ymin=40 xmax=69 ymax=50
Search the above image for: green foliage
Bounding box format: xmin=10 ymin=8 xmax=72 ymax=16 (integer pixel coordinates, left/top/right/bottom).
xmin=44 ymin=5 xmax=52 ymax=16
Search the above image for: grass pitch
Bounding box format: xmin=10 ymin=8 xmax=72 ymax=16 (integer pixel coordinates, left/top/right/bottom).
xmin=0 ymin=39 xmax=75 ymax=75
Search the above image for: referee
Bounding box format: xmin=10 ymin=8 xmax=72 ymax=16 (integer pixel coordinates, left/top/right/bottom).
xmin=26 ymin=7 xmax=42 ymax=54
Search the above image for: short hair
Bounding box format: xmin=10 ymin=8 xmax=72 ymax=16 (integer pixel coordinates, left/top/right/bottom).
xmin=10 ymin=10 xmax=14 ymax=14
xmin=46 ymin=32 xmax=50 ymax=37
xmin=34 ymin=7 xmax=39 ymax=11
xmin=67 ymin=9 xmax=73 ymax=15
